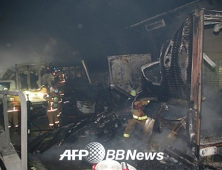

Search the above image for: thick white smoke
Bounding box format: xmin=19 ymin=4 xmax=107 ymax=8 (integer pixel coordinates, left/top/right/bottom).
xmin=0 ymin=36 xmax=57 ymax=78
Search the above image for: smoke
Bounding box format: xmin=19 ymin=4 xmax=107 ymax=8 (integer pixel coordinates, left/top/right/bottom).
xmin=0 ymin=34 xmax=82 ymax=78
xmin=0 ymin=35 xmax=57 ymax=77
xmin=201 ymin=85 xmax=222 ymax=137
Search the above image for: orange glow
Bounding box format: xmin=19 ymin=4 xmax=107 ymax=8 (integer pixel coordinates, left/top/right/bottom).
xmin=7 ymin=109 xmax=19 ymax=113
xmin=47 ymin=108 xmax=58 ymax=112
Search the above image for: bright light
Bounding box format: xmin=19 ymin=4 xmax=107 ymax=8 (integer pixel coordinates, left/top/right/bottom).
xmin=47 ymin=108 xmax=58 ymax=112
xmin=7 ymin=109 xmax=19 ymax=112
xmin=37 ymin=92 xmax=44 ymax=98
xmin=25 ymin=91 xmax=30 ymax=95
xmin=9 ymin=97 xmax=14 ymax=101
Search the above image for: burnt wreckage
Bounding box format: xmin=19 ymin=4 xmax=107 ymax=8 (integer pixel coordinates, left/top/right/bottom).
xmin=26 ymin=9 xmax=222 ymax=169
xmin=140 ymin=15 xmax=193 ymax=101
xmin=139 ymin=9 xmax=222 ymax=169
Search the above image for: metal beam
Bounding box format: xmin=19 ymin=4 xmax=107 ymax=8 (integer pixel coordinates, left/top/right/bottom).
xmin=18 ymin=91 xmax=28 ymax=170
xmin=127 ymin=0 xmax=200 ymax=28
xmin=3 ymin=94 xmax=10 ymax=147
xmin=190 ymin=9 xmax=204 ymax=159
xmin=0 ymin=90 xmax=27 ymax=170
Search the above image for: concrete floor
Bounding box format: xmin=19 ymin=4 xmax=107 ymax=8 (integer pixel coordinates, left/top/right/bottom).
xmin=5 ymin=116 xmax=186 ymax=170
xmin=5 ymin=108 xmax=222 ymax=170
xmin=6 ymin=115 xmax=94 ymax=170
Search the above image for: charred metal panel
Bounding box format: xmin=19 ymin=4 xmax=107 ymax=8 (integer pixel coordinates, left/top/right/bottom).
xmin=108 ymin=54 xmax=151 ymax=94
xmin=141 ymin=61 xmax=162 ymax=86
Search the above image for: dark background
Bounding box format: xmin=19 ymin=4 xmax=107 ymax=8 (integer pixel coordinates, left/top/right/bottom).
xmin=0 ymin=0 xmax=221 ymax=73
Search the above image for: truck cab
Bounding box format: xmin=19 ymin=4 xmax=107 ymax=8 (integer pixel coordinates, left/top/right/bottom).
xmin=15 ymin=63 xmax=50 ymax=117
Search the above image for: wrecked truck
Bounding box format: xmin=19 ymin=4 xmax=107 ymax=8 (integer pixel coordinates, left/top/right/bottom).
xmin=138 ymin=9 xmax=222 ymax=170
xmin=108 ymin=9 xmax=222 ymax=169
xmin=23 ymin=9 xmax=222 ymax=170
xmin=0 ymin=63 xmax=51 ymax=118
xmin=15 ymin=63 xmax=51 ymax=117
